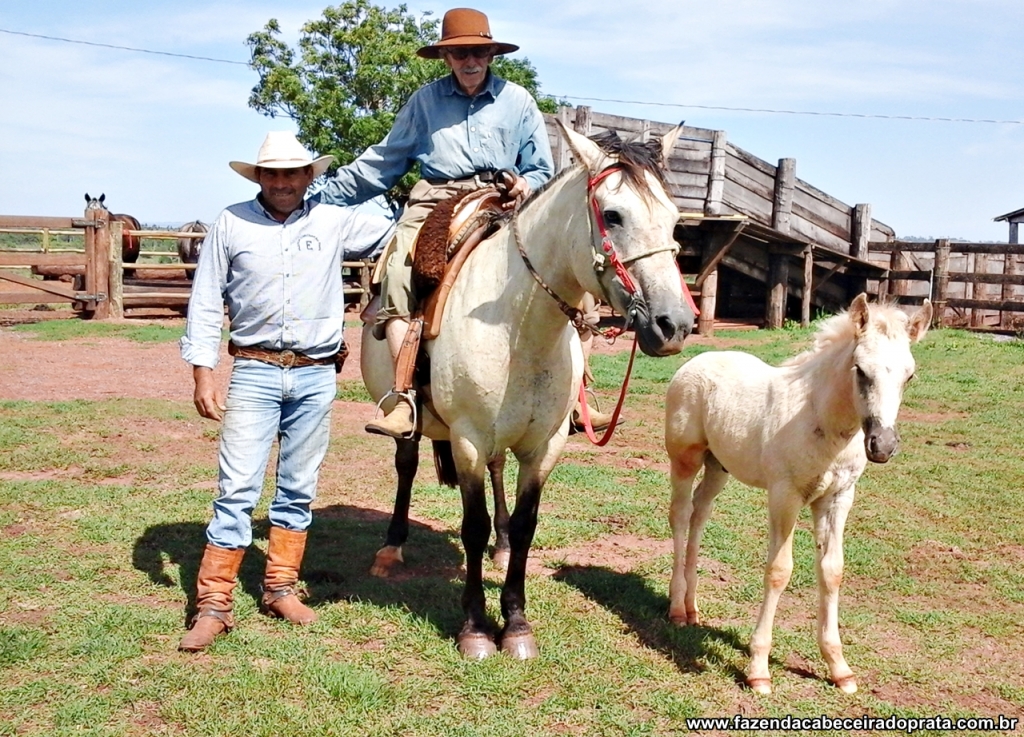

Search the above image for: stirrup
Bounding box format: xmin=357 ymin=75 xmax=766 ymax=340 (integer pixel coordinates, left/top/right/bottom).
xmin=371 ymin=388 xmax=419 ymax=435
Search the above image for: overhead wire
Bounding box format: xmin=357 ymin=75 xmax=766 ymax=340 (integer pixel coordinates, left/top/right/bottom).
xmin=3 ymin=26 xmax=1021 ymax=124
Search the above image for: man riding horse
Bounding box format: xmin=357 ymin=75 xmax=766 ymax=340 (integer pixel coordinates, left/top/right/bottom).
xmin=318 ymin=7 xmax=616 ymax=438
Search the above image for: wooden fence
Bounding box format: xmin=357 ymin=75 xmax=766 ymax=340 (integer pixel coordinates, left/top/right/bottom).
xmin=868 ymin=240 xmax=1024 ymax=330
xmin=0 ymin=211 xmax=375 ymax=318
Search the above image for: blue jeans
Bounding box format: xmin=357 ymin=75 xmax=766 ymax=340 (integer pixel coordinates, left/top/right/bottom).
xmin=206 ymin=359 xmax=336 ymax=549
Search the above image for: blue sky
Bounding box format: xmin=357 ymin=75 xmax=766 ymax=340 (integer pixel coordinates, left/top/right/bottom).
xmin=1 ymin=0 xmax=1021 ymax=240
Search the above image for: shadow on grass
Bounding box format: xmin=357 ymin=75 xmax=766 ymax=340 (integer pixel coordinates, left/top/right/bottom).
xmin=131 ymin=504 xmax=472 ymax=639
xmin=553 ymin=564 xmax=748 ymax=684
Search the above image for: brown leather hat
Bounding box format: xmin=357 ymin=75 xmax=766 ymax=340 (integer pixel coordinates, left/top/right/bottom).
xmin=416 ymin=8 xmax=519 ymax=59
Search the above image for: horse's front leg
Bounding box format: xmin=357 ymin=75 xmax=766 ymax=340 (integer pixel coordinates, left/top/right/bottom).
xmin=370 ymin=438 xmax=419 ymax=577
xmin=810 ymin=485 xmax=857 ymax=693
xmin=488 ymin=453 xmax=511 ymax=570
xmin=451 ymin=437 xmax=496 ymax=659
xmin=747 ymin=487 xmax=801 ymax=694
xmin=499 ymin=440 xmax=564 ymax=660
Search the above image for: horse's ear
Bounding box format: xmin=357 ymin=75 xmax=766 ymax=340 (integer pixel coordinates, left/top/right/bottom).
xmin=99 ymin=193 xmax=106 ymax=205
xmin=849 ymin=292 xmax=870 ymax=334
xmin=557 ymin=120 xmax=607 ymax=174
xmin=660 ymin=123 xmax=684 ymax=168
xmin=84 ymin=193 xmax=89 ymax=203
xmin=907 ymin=299 xmax=932 ymax=343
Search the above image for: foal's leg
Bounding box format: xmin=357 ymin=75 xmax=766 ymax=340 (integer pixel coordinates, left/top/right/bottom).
xmin=499 ymin=441 xmax=563 ymax=659
xmin=810 ymin=485 xmax=857 ymax=693
xmin=747 ymin=487 xmax=801 ymax=694
xmin=450 ymin=436 xmax=496 ymax=659
xmin=370 ymin=438 xmax=419 ymax=577
xmin=670 ymin=454 xmax=728 ymax=625
xmin=488 ymin=453 xmax=511 ymax=570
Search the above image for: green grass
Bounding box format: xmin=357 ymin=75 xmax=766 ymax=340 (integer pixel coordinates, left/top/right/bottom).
xmin=1 ymin=326 xmax=1023 ymax=735
xmin=11 ymin=319 xmax=184 ymax=343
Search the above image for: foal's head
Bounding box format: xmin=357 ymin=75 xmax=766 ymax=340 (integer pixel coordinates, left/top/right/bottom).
xmin=845 ymin=294 xmax=932 ymax=462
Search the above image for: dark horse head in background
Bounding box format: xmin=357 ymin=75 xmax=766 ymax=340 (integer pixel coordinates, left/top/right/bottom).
xmin=176 ymin=220 xmax=208 ymax=281
xmin=85 ymin=193 xmax=141 ymax=276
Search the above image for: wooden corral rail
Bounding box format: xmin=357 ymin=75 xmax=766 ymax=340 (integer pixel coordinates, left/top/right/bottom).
xmin=1 ymin=214 xmax=376 ymax=319
xmin=870 ymin=240 xmax=1024 ymax=330
xmin=0 ymin=212 xmax=111 ymax=317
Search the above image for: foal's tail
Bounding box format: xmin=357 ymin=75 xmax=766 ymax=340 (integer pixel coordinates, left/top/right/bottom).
xmin=431 ymin=440 xmax=459 ymax=488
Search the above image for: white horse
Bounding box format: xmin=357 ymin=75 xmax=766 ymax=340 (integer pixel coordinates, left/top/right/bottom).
xmin=362 ymin=123 xmax=696 ymax=658
xmin=664 ymin=294 xmax=931 ymax=693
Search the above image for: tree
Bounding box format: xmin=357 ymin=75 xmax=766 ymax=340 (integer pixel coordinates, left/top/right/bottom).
xmin=246 ymin=0 xmax=560 ymax=196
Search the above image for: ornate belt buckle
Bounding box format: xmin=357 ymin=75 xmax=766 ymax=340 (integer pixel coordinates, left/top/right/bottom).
xmin=279 ymin=349 xmax=296 ymax=368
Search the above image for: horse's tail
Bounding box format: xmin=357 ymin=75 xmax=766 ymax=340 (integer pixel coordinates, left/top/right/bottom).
xmin=431 ymin=440 xmax=459 ymax=488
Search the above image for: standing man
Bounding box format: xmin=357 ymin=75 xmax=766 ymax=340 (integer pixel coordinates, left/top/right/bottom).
xmin=317 ymin=7 xmax=567 ymax=438
xmin=178 ymin=131 xmax=358 ymax=652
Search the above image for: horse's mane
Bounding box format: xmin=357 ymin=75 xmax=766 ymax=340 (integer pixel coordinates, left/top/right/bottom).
xmin=590 ymin=130 xmax=669 ymax=202
xmin=783 ymin=301 xmax=909 ymax=368
xmin=519 ymin=130 xmax=669 ymax=213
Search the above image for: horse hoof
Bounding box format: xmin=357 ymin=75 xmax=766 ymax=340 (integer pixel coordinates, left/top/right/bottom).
xmin=491 ymin=548 xmax=510 ymax=571
xmin=746 ymin=677 xmax=772 ymax=695
xmin=369 ymin=546 xmax=403 ymax=578
xmin=668 ymin=611 xmax=700 ymax=626
xmin=457 ymin=633 xmax=497 ymax=660
xmin=501 ymin=632 xmax=538 ymax=660
xmin=832 ymin=676 xmax=858 ymax=694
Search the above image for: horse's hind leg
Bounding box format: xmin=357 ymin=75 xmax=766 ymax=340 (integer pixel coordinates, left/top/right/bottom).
xmin=669 ymin=454 xmax=728 ymax=626
xmin=811 ymin=486 xmax=857 ymax=693
xmin=370 ymin=438 xmax=419 ymax=578
xmin=488 ymin=453 xmax=511 ymax=570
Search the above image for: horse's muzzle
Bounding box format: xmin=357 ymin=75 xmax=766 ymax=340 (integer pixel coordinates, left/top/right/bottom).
xmin=863 ymin=419 xmax=899 ymax=463
xmin=634 ymin=302 xmax=694 ymax=357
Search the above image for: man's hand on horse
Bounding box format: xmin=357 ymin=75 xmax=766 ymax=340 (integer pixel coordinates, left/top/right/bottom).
xmin=503 ymin=175 xmax=531 ymax=210
xmin=192 ymin=366 xmax=226 ymax=421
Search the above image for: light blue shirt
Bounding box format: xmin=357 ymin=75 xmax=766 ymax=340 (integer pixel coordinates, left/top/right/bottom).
xmin=180 ymin=197 xmax=360 ymax=369
xmin=317 ymin=72 xmax=554 ymax=205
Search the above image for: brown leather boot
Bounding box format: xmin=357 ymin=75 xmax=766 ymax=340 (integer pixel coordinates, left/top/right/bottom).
xmin=365 ymin=399 xmax=415 ymax=439
xmin=570 ymin=403 xmax=622 ymax=434
xmin=260 ymin=526 xmax=317 ymax=625
xmin=178 ymin=543 xmax=245 ymax=652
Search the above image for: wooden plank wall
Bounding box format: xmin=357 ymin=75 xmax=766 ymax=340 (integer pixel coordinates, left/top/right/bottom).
xmin=545 ymin=106 xmax=896 ymax=249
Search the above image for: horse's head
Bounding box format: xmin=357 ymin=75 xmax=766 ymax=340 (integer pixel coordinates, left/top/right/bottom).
xmin=847 ymin=294 xmax=932 ymax=463
xmin=84 ymin=193 xmax=106 ymax=211
xmin=558 ymin=123 xmax=694 ymax=356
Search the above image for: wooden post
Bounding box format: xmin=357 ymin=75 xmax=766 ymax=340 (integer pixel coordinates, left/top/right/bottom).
xmin=698 ymin=269 xmax=718 ymax=336
xmin=931 ymin=239 xmax=950 ymax=328
xmin=639 ymin=119 xmax=651 ymax=143
xmin=705 ymin=130 xmax=727 ymax=216
xmin=1001 ymin=250 xmax=1019 ymax=328
xmin=556 ymin=106 xmax=573 ymax=171
xmin=360 ymin=258 xmax=373 ymax=311
xmin=887 ymin=248 xmax=908 ymax=300
xmin=108 ymin=220 xmax=124 ymax=319
xmin=801 ymin=246 xmax=813 ymax=326
xmin=850 ymin=204 xmax=871 ymax=260
xmin=93 ymin=215 xmax=110 ymax=320
xmin=573 ymin=105 xmax=592 ymax=136
xmin=766 ymin=158 xmax=795 ymax=329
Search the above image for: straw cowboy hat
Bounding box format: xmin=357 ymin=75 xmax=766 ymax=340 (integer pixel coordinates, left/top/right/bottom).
xmin=416 ymin=8 xmax=519 ymax=59
xmin=229 ymin=131 xmax=334 ymax=183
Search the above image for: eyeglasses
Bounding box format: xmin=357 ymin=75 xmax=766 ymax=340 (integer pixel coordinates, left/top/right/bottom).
xmin=444 ymin=47 xmax=494 ymax=61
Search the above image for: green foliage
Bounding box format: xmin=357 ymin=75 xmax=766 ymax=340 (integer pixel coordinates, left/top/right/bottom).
xmin=246 ymin=0 xmax=559 ymax=198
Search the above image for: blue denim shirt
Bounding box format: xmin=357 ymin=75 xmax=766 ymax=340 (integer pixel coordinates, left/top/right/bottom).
xmin=316 ymin=72 xmax=554 ymax=205
xmin=180 ymin=197 xmax=360 ymax=369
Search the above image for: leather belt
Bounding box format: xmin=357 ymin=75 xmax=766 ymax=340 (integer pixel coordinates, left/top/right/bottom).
xmin=228 ymin=342 xmax=337 ymax=369
xmin=426 ymin=170 xmax=498 ymax=186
